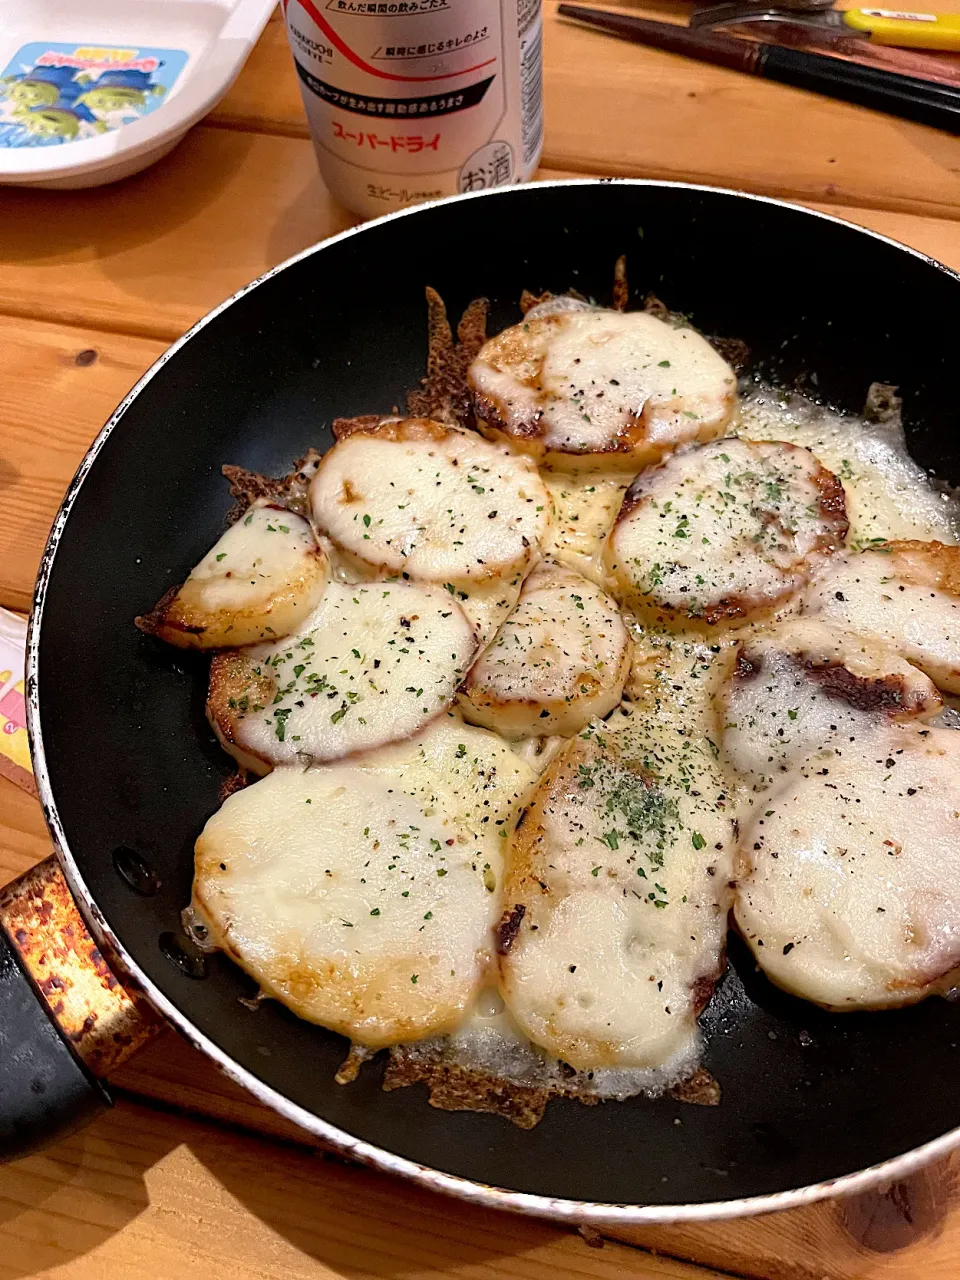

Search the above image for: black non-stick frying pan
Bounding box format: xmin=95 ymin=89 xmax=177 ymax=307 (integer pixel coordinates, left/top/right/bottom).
xmin=4 ymin=180 xmax=960 ymax=1223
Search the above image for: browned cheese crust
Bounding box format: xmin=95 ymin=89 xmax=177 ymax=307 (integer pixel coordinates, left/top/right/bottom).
xmin=406 ymin=287 xmax=489 ymax=428
xmin=382 ymin=1043 xmax=720 ymax=1130
xmin=222 ymin=449 xmax=324 ymax=524
xmin=881 ymin=538 xmax=960 ymax=594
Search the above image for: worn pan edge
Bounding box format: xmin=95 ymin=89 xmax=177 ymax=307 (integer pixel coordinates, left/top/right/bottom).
xmin=26 ymin=177 xmax=960 ymax=1225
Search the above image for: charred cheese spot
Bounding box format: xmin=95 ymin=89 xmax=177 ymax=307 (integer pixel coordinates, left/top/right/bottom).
xmin=605 ymin=438 xmax=848 ymax=628
xmin=469 ymin=302 xmax=737 ymax=471
xmin=721 ymin=619 xmax=941 ymax=785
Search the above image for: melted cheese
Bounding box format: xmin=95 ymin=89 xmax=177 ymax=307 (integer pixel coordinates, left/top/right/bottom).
xmin=192 ymin=367 xmax=960 ymax=1107
xmin=737 ymin=386 xmax=959 ymax=548
xmin=606 ymin=438 xmax=847 ymax=626
xmin=310 ymin=419 xmax=551 ymax=583
xmin=469 ymin=305 xmax=737 ymax=468
xmin=194 ymin=716 xmax=535 ymax=1047
xmin=450 ymin=575 xmax=525 ymax=648
xmin=498 ymin=705 xmax=736 ymax=1070
xmin=140 ymin=501 xmax=329 ymax=649
xmin=363 ymin=713 xmax=537 ymax=873
xmin=398 ymin=985 xmax=701 ymax=1102
xmin=209 ymin=581 xmax=476 ymax=766
xmin=461 ymin=562 xmax=632 ymax=738
xmin=735 ymin=725 xmax=960 ymax=1009
xmin=541 ymin=467 xmax=629 ymax=583
xmin=803 ymin=543 xmax=960 ymax=693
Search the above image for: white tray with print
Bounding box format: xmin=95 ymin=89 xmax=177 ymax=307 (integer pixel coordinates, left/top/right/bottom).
xmin=0 ymin=0 xmax=277 ymax=188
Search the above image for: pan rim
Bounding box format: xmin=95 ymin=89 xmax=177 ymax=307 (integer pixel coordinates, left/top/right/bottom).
xmin=26 ymin=176 xmax=960 ymax=1225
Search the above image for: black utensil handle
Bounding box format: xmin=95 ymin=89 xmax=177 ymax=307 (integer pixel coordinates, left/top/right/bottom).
xmin=0 ymin=925 xmax=109 ymax=1161
xmin=0 ymin=856 xmax=161 ymax=1162
xmin=759 ymin=44 xmax=960 ymax=133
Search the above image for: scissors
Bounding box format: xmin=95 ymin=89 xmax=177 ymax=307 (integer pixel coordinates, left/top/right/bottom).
xmin=690 ymin=3 xmax=960 ymax=51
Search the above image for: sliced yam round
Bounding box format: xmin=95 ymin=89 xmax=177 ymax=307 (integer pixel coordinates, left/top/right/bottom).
xmin=460 ymin=562 xmax=632 ymax=738
xmin=498 ymin=719 xmax=736 ymax=1071
xmin=207 ymin=580 xmax=475 ymax=769
xmin=136 ymin=502 xmax=328 ymax=649
xmin=721 ymin=618 xmax=941 ymax=786
xmin=309 ymin=418 xmax=551 ymax=584
xmin=362 ymin=713 xmax=538 ymax=876
xmin=735 ymin=725 xmax=960 ymax=1010
xmin=605 ymin=438 xmax=848 ymax=628
xmin=193 ymin=763 xmax=504 ymax=1048
xmin=802 ymin=540 xmax=960 ymax=693
xmin=468 ymin=305 xmax=738 ymax=471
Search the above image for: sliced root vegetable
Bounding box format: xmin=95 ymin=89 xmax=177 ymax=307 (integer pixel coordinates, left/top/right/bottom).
xmin=364 ymin=714 xmax=538 ymax=873
xmin=207 ymin=580 xmax=475 ymax=769
xmin=136 ymin=502 xmax=328 ymax=649
xmin=605 ymin=438 xmax=848 ymax=628
xmin=193 ymin=716 xmax=536 ymax=1047
xmin=735 ymin=724 xmax=960 ymax=1010
xmin=721 ymin=618 xmax=941 ymax=787
xmin=461 ymin=562 xmax=632 ymax=738
xmin=802 ymin=540 xmax=960 ymax=693
xmin=468 ymin=303 xmax=737 ymax=471
xmin=498 ymin=718 xmax=736 ymax=1071
xmin=309 ymin=418 xmax=551 ymax=584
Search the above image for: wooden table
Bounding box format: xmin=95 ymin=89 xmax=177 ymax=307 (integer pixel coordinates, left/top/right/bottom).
xmin=4 ymin=5 xmax=960 ymax=1277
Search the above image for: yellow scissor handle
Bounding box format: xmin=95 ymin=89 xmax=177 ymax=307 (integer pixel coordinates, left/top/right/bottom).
xmin=843 ymin=7 xmax=960 ymax=50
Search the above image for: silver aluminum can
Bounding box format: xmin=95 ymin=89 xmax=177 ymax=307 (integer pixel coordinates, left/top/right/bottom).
xmin=281 ymin=0 xmax=544 ymax=218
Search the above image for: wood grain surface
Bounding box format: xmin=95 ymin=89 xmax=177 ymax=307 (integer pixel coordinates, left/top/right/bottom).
xmin=2 ymin=124 xmax=958 ymax=351
xmin=0 ymin=316 xmax=166 ymax=613
xmin=1 ymin=199 xmax=958 ymax=613
xmin=5 ymin=6 xmax=960 ymax=1278
xmin=0 ymin=1097 xmax=727 ymax=1280
xmin=211 ymin=2 xmax=960 ymax=218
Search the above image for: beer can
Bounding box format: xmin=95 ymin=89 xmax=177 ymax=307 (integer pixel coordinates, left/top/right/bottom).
xmin=281 ymin=0 xmax=544 ymax=218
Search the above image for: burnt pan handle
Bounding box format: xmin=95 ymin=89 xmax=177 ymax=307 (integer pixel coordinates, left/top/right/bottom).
xmin=0 ymin=924 xmax=108 ymax=1158
xmin=0 ymin=856 xmax=161 ymax=1162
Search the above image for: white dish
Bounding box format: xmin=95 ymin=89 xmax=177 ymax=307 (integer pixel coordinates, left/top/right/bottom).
xmin=0 ymin=0 xmax=277 ymax=188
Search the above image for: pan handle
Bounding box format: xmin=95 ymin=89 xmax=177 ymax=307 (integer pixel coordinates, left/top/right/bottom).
xmin=0 ymin=856 xmax=161 ymax=1161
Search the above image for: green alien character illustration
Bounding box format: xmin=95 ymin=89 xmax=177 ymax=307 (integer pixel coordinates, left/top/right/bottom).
xmin=4 ymin=78 xmax=59 ymax=110
xmin=76 ymin=68 xmax=166 ymax=115
xmin=17 ymin=104 xmax=107 ymax=140
xmin=0 ymin=65 xmax=74 ymax=113
xmin=1 ymin=67 xmax=107 ymax=140
xmin=0 ymin=50 xmax=179 ymax=147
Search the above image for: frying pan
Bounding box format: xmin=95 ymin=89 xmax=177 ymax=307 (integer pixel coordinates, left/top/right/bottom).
xmin=4 ymin=179 xmax=960 ymax=1224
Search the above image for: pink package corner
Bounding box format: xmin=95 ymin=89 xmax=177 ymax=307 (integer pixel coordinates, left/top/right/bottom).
xmin=0 ymin=608 xmax=35 ymax=795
